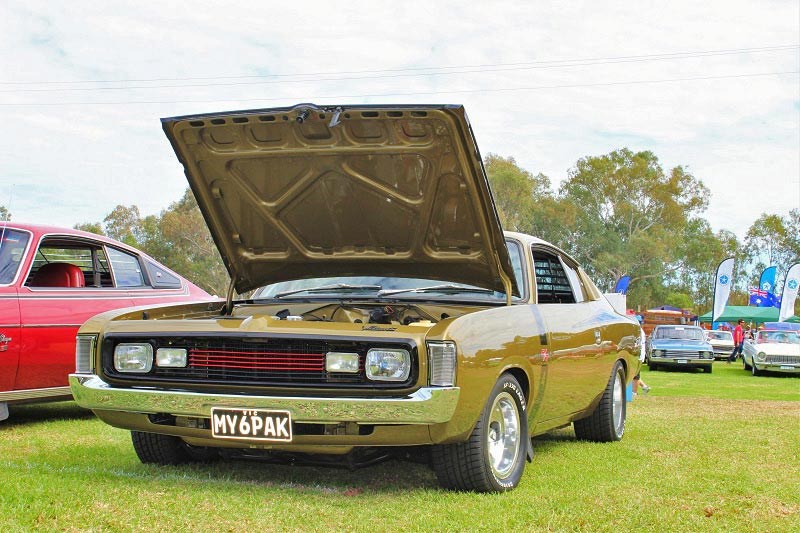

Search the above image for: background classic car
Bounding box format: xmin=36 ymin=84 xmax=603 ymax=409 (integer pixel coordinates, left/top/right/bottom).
xmin=0 ymin=223 xmax=212 ymax=421
xmin=70 ymin=104 xmax=642 ymax=492
xmin=742 ymin=329 xmax=800 ymax=375
xmin=646 ymin=325 xmax=714 ymax=373
xmin=705 ymin=329 xmax=734 ymax=360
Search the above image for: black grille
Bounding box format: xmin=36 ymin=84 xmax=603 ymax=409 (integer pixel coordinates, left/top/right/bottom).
xmin=102 ymin=334 xmax=416 ymax=389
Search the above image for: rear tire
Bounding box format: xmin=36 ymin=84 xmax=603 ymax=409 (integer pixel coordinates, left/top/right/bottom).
xmin=431 ymin=374 xmax=528 ymax=492
xmin=131 ymin=431 xmax=218 ymax=465
xmin=574 ymin=360 xmax=626 ymax=442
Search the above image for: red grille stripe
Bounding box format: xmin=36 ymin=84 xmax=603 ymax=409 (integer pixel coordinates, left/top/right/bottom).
xmin=188 ymin=348 xmax=326 ymax=372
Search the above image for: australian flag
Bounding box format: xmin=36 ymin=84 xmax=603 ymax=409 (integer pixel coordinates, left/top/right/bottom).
xmin=749 ymin=286 xmax=780 ymax=307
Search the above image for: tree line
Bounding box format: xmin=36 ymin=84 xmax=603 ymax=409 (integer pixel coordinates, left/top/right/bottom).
xmin=4 ymin=147 xmax=798 ymax=314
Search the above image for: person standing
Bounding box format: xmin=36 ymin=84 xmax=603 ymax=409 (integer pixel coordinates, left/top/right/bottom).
xmin=727 ymin=319 xmax=745 ymax=363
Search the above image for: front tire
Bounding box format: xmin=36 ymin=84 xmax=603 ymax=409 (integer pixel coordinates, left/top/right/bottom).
xmin=743 ymin=357 xmax=752 ymax=371
xmin=752 ymin=362 xmax=761 ymax=376
xmin=431 ymin=374 xmax=528 ymax=492
xmin=131 ymin=431 xmax=218 ymax=465
xmin=574 ymin=360 xmax=626 ymax=442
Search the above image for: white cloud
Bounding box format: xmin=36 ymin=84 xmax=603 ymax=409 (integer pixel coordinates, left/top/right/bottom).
xmin=0 ymin=0 xmax=797 ymax=240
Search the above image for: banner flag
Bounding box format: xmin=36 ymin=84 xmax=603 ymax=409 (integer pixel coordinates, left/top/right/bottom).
xmin=712 ymin=257 xmax=735 ymax=323
xmin=759 ymin=266 xmax=777 ymax=295
xmin=613 ymin=275 xmax=631 ymax=295
xmin=778 ymin=263 xmax=800 ymax=322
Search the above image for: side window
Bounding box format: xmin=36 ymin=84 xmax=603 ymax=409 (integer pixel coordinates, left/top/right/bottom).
xmin=532 ymin=249 xmax=576 ymax=304
xmin=505 ymin=240 xmax=527 ymax=299
xmin=145 ymin=260 xmax=183 ymax=289
xmin=107 ymin=248 xmax=145 ymax=288
xmin=25 ymin=239 xmax=112 ymax=288
xmin=561 ymin=259 xmax=587 ymax=303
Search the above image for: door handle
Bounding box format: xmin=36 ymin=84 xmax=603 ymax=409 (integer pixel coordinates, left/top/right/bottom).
xmin=0 ymin=333 xmax=11 ymax=352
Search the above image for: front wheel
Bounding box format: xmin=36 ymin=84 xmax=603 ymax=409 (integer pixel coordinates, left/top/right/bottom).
xmin=431 ymin=374 xmax=528 ymax=492
xmin=743 ymin=357 xmax=752 ymax=371
xmin=752 ymin=362 xmax=761 ymax=376
xmin=131 ymin=431 xmax=218 ymax=465
xmin=574 ymin=360 xmax=627 ymax=442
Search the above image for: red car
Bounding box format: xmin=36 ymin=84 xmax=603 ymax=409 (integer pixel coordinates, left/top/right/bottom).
xmin=0 ymin=222 xmax=213 ymax=420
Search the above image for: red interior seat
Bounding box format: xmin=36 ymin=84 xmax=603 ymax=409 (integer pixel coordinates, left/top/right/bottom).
xmin=30 ymin=263 xmax=86 ymax=288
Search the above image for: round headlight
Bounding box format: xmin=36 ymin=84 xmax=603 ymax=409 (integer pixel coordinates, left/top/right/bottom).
xmin=755 ymin=352 xmax=767 ymax=362
xmin=366 ymin=348 xmax=411 ymax=381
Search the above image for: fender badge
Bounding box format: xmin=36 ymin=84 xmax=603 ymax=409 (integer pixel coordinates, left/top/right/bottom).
xmin=540 ymin=348 xmax=550 ymax=362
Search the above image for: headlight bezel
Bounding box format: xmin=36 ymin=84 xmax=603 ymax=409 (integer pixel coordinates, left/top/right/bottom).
xmin=366 ymin=348 xmax=411 ymax=382
xmin=113 ymin=343 xmax=154 ymax=373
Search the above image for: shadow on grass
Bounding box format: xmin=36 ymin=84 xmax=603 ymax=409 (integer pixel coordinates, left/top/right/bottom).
xmin=2 ymin=401 xmax=94 ymax=427
xmin=125 ymin=454 xmax=442 ymax=493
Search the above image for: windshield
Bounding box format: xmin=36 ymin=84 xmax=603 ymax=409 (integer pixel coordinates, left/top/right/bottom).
xmin=654 ymin=326 xmax=705 ymax=341
xmin=254 ymin=239 xmax=527 ymax=301
xmin=706 ymin=331 xmax=732 ymax=341
xmin=0 ymin=228 xmax=30 ymax=284
xmin=758 ymin=331 xmax=800 ymax=344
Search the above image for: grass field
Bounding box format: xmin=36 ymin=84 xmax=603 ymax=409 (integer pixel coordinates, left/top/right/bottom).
xmin=1 ymin=363 xmax=798 ymax=532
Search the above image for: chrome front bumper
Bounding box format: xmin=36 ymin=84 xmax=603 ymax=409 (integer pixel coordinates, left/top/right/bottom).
xmin=752 ymin=362 xmax=800 ymax=373
xmin=69 ymin=374 xmax=460 ymax=425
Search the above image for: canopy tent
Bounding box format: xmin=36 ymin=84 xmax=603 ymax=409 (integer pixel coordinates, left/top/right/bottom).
xmin=698 ymin=305 xmax=800 ymax=323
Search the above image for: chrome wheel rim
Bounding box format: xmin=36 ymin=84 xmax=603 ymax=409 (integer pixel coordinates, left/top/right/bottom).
xmin=487 ymin=391 xmax=520 ymax=479
xmin=612 ymin=370 xmax=624 ymax=436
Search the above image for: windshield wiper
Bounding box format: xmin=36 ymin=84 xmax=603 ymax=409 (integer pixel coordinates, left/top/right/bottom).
xmin=271 ymin=284 xmax=382 ymax=299
xmin=378 ymin=284 xmax=495 ymax=297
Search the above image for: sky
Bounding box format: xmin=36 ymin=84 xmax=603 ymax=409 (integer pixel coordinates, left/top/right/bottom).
xmin=1 ymin=1 xmax=798 ymax=241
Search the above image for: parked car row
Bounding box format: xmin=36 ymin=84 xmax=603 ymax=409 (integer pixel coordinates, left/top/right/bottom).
xmin=643 ymin=324 xmax=799 ymax=377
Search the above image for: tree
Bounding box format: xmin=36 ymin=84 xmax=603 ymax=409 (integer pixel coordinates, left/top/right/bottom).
xmin=556 ymin=149 xmax=710 ymax=300
xmin=147 ymin=189 xmax=229 ymax=296
xmin=73 ymin=222 xmax=104 ymax=235
xmin=484 ymin=154 xmax=550 ymax=232
xmin=0 ymin=206 xmax=10 ymax=221
xmin=103 ymin=205 xmax=143 ymax=247
xmin=744 ymin=213 xmax=790 ymax=267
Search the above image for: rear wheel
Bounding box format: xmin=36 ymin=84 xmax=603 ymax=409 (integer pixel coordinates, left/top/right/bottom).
xmin=431 ymin=374 xmax=528 ymax=492
xmin=131 ymin=431 xmax=218 ymax=465
xmin=574 ymin=360 xmax=626 ymax=442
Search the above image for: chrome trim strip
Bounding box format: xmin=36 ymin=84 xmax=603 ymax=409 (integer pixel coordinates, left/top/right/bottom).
xmin=0 ymin=386 xmax=73 ymax=402
xmin=21 ymin=324 xmax=83 ymax=328
xmin=69 ymin=375 xmax=459 ymax=424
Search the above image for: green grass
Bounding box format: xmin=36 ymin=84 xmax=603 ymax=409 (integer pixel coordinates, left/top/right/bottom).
xmin=1 ymin=364 xmax=798 ymax=532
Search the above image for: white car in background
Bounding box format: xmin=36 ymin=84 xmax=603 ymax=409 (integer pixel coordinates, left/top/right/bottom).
xmin=742 ymin=330 xmax=800 ymax=376
xmin=705 ymin=330 xmax=734 ymax=360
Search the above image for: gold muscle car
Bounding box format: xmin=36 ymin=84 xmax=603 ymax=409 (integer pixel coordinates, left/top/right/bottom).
xmin=70 ymin=104 xmax=643 ymax=492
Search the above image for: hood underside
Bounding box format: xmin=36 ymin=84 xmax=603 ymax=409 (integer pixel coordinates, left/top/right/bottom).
xmin=162 ymin=103 xmax=517 ymax=295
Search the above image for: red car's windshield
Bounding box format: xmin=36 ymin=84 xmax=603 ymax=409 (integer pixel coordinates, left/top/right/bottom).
xmin=0 ymin=228 xmax=30 ymax=284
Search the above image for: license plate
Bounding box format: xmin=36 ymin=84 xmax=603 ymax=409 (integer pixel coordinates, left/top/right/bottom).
xmin=780 ymin=365 xmax=794 ymax=370
xmin=676 ymin=359 xmax=688 ymax=364
xmin=210 ymin=408 xmax=292 ymax=441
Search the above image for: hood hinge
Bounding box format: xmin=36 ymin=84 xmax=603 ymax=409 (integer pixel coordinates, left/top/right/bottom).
xmin=224 ymin=275 xmax=237 ymax=316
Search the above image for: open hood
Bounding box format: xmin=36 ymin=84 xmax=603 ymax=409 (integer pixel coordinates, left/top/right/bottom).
xmin=162 ymin=103 xmax=518 ymax=296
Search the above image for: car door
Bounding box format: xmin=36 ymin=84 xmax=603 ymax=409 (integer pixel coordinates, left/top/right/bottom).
xmin=531 ymin=247 xmax=610 ymax=425
xmin=15 ymin=236 xmax=136 ymax=391
xmin=0 ymin=227 xmax=31 ymax=394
